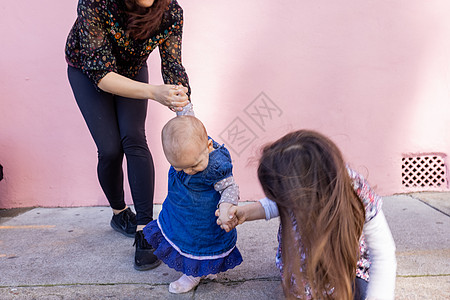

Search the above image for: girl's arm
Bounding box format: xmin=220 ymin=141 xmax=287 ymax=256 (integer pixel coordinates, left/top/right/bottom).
xmin=259 ymin=197 xmax=279 ymax=220
xmin=237 ymin=201 xmax=267 ymax=222
xmin=364 ymin=210 xmax=397 ymax=300
xmin=234 ymin=197 xmax=278 ymax=223
xmin=98 ymin=72 xmax=189 ymax=109
xmin=216 ymin=199 xmax=272 ymax=232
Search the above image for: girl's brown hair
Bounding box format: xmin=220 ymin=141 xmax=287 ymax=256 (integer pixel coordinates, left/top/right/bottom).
xmin=124 ymin=0 xmax=171 ymax=40
xmin=257 ymin=130 xmax=365 ymax=299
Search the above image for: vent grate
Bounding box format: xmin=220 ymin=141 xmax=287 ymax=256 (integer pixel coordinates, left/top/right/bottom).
xmin=402 ymin=154 xmax=448 ymax=190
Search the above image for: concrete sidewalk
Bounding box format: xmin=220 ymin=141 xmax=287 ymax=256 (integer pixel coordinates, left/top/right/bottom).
xmin=0 ymin=193 xmax=449 ymax=299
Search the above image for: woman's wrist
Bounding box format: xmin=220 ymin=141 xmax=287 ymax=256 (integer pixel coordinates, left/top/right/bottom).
xmin=145 ymin=84 xmax=157 ymax=101
xmin=98 ymin=73 xmax=188 ymax=109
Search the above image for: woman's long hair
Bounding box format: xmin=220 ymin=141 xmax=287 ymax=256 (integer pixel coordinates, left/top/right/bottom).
xmin=124 ymin=0 xmax=171 ymax=40
xmin=257 ymin=130 xmax=365 ymax=299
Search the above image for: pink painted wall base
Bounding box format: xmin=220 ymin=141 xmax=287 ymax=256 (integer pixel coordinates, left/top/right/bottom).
xmin=0 ymin=0 xmax=449 ymax=208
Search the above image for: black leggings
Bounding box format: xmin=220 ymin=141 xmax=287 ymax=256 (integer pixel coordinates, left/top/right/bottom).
xmin=67 ymin=65 xmax=154 ymax=225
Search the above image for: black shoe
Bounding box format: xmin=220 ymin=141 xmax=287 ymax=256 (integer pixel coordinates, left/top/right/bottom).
xmin=134 ymin=230 xmax=161 ymax=271
xmin=110 ymin=207 xmax=137 ymax=238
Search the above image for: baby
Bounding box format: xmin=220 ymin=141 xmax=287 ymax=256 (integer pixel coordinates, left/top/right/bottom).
xmin=143 ymin=115 xmax=242 ymax=293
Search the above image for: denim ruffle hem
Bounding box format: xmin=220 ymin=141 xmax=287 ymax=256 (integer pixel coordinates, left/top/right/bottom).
xmin=143 ymin=220 xmax=243 ymax=277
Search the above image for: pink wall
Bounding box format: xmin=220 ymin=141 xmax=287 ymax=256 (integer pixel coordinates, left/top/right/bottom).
xmin=1 ymin=0 xmax=449 ymax=208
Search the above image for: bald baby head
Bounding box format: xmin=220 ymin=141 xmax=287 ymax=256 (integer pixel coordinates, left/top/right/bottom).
xmin=162 ymin=116 xmax=212 ymax=174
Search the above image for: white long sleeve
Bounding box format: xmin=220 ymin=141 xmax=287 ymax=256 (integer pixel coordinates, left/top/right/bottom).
xmin=363 ymin=210 xmax=397 ymax=299
xmin=176 ymin=102 xmax=195 ymax=116
xmin=259 ymin=197 xmax=279 ymax=220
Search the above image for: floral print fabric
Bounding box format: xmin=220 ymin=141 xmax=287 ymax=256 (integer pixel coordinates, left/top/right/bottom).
xmin=348 ymin=167 xmax=383 ymax=281
xmin=275 ymin=167 xmax=382 ymax=297
xmin=65 ymin=0 xmax=190 ymax=96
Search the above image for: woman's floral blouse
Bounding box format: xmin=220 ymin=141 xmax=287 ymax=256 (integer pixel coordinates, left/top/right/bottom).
xmin=65 ymin=0 xmax=190 ymax=97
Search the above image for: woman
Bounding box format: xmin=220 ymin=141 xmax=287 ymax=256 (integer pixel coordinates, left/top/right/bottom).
xmin=65 ymin=0 xmax=190 ymax=271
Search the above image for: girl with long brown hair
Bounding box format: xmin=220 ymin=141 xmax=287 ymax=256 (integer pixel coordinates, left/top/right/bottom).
xmin=65 ymin=0 xmax=191 ymax=271
xmin=218 ymin=130 xmax=396 ymax=299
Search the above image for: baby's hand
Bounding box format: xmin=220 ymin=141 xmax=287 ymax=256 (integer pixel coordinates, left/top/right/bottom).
xmin=215 ymin=203 xmax=238 ymax=232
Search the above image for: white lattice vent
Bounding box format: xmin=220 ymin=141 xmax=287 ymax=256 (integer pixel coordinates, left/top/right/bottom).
xmin=402 ymin=154 xmax=448 ymax=190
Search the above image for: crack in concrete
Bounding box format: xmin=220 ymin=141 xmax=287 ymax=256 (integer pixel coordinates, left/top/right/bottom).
xmin=0 ymin=277 xmax=282 ymax=289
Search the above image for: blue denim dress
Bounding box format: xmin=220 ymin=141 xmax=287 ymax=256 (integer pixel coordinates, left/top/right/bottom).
xmin=143 ymin=139 xmax=242 ymax=277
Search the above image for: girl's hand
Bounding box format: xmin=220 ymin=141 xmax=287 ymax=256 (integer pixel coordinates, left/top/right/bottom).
xmin=216 ymin=203 xmax=236 ymax=232
xmin=153 ymin=84 xmax=189 ymax=111
xmin=216 ymin=205 xmax=245 ymax=232
xmin=216 ymin=202 xmax=266 ymax=232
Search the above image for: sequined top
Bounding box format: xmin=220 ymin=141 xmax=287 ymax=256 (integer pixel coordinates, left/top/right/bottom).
xmin=348 ymin=168 xmax=383 ymax=281
xmin=65 ymin=0 xmax=190 ymax=96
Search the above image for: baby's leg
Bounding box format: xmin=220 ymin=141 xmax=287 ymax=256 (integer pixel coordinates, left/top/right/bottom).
xmin=168 ymin=274 xmax=201 ymax=294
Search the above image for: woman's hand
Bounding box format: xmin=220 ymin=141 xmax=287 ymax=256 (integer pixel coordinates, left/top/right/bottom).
xmin=97 ymin=72 xmax=189 ymax=110
xmin=152 ymin=84 xmax=189 ymax=112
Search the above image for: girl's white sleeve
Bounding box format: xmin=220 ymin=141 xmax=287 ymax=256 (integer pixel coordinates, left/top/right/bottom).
xmin=364 ymin=210 xmax=397 ymax=299
xmin=258 ymin=197 xmax=279 ymax=220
